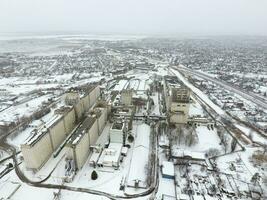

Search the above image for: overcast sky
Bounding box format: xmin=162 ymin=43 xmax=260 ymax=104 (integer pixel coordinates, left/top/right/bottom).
xmin=0 ymin=0 xmax=267 ymax=36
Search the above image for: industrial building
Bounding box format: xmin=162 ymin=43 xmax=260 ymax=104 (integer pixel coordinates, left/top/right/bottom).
xmin=162 ymin=161 xmax=175 ymax=179
xmin=188 ymin=116 xmax=215 ymax=127
xmin=121 ymin=89 xmax=133 ymax=106
xmin=21 ymin=84 xmax=100 ymax=170
xmin=97 ymin=143 xmax=122 ymax=168
xmin=65 ymin=85 xmax=100 ymax=120
xmin=21 ymin=107 xmax=75 ymax=170
xmin=109 ymin=121 xmax=127 ymax=144
xmin=65 ymin=116 xmax=96 ymax=170
xmin=127 ymin=123 xmax=150 ymax=188
xmin=65 ymin=103 xmax=108 ymax=170
xmin=169 ymin=87 xmax=191 ymax=124
xmin=164 ymin=76 xmax=191 ymax=124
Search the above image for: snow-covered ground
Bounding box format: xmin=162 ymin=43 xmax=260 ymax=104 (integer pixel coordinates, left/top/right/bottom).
xmin=0 ymin=94 xmax=53 ymax=123
xmin=0 ymin=38 xmax=266 ymax=200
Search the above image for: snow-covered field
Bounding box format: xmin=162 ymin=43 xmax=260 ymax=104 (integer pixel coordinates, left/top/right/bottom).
xmin=0 ymin=37 xmax=266 ymax=200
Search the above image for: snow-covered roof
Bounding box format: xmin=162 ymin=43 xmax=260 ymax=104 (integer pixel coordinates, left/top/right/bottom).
xmin=67 ymin=116 xmax=96 ymax=146
xmin=97 ymin=143 xmax=122 ymax=165
xmin=127 ymin=123 xmax=150 ymax=188
xmin=162 ymin=161 xmax=175 ymax=177
xmin=172 ymin=149 xmax=205 ymax=160
xmin=113 ymin=80 xmax=128 ymax=91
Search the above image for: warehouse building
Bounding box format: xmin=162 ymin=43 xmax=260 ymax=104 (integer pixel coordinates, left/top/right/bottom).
xmin=169 ymin=87 xmax=191 ymax=124
xmin=21 ymin=127 xmax=53 ymax=170
xmin=97 ymin=143 xmax=122 ymax=168
xmin=121 ymin=89 xmax=133 ymax=106
xmin=65 ymin=116 xmax=97 ymax=170
xmin=21 ymin=107 xmax=75 ymax=170
xmin=164 ymin=76 xmax=191 ymax=124
xmin=162 ymin=161 xmax=175 ymax=179
xmin=109 ymin=121 xmax=127 ymax=144
xmin=21 ymin=84 xmax=101 ymax=170
xmin=65 ymin=104 xmax=108 ymax=170
xmin=65 ymin=85 xmax=100 ymax=120
xmin=93 ymin=102 xmax=109 ymax=134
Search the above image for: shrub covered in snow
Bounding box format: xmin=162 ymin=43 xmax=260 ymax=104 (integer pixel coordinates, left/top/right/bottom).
xmin=91 ymin=170 xmax=98 ymax=180
xmin=206 ymin=148 xmax=220 ymax=158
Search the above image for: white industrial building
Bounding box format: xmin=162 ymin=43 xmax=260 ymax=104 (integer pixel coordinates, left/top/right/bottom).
xmin=65 ymin=117 xmax=97 ymax=170
xmin=162 ymin=161 xmax=175 ymax=179
xmin=97 ymin=143 xmax=122 ymax=168
xmin=65 ymin=103 xmax=108 ymax=170
xmin=21 ymin=84 xmax=101 ymax=170
xmin=21 ymin=107 xmax=75 ymax=170
xmin=169 ymin=87 xmax=191 ymax=124
xmin=127 ymin=123 xmax=150 ymax=188
xmin=121 ymin=89 xmax=133 ymax=106
xmin=65 ymin=85 xmax=100 ymax=120
xmin=109 ymin=121 xmax=126 ymax=144
xmin=164 ymin=76 xmax=191 ymax=124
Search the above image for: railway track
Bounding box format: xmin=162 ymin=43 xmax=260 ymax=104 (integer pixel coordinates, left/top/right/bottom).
xmin=170 ymin=67 xmax=264 ymax=147
xmin=177 ymin=66 xmax=267 ymax=110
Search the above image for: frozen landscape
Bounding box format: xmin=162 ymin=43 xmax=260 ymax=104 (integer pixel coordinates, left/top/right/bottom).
xmin=0 ymin=34 xmax=266 ymax=200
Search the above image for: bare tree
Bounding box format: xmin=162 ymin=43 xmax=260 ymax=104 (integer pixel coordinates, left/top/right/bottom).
xmin=263 ymin=143 xmax=267 ymax=155
xmin=185 ymin=127 xmax=198 ymax=146
xmin=206 ymin=148 xmax=220 ymax=157
xmin=230 ymin=138 xmax=237 ymax=152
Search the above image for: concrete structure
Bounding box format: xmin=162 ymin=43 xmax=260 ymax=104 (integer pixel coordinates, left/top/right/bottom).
xmin=65 ymin=104 xmax=108 ymax=170
xmin=21 ymin=85 xmax=101 ymax=170
xmin=162 ymin=161 xmax=175 ymax=179
xmin=188 ymin=117 xmax=215 ymax=127
xmin=47 ymin=115 xmax=66 ymax=151
xmin=109 ymin=121 xmax=126 ymax=144
xmin=65 ymin=85 xmax=100 ymax=121
xmin=21 ymin=128 xmax=53 ymax=170
xmin=164 ymin=76 xmax=190 ymax=124
xmin=21 ymin=107 xmax=75 ymax=170
xmin=168 ymin=87 xmax=191 ymax=124
xmin=97 ymin=143 xmax=122 ymax=168
xmin=65 ymin=116 xmax=97 ymax=170
xmin=74 ymin=100 xmax=84 ymax=120
xmin=93 ymin=101 xmax=109 ymax=134
xmin=65 ymin=92 xmax=80 ymax=105
xmin=121 ymin=89 xmax=133 ymax=106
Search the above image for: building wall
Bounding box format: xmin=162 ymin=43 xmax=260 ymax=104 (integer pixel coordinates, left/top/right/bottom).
xmin=21 ymin=133 xmax=53 ymax=169
xmin=74 ymin=101 xmax=84 ymax=120
xmin=98 ymin=108 xmax=107 ymax=134
xmin=65 ymin=145 xmax=74 ymax=159
xmin=102 ymin=107 xmax=108 ymax=122
xmin=63 ymin=108 xmax=76 ymax=135
xmin=81 ymin=95 xmax=90 ymax=112
xmin=65 ymin=92 xmax=80 ymax=105
xmin=95 ymin=85 xmax=101 ymax=99
xmin=170 ymin=102 xmax=189 ymax=124
xmin=170 ymin=113 xmax=187 ymax=124
xmin=21 ymin=85 xmax=102 ymax=170
xmin=110 ymin=129 xmax=123 ymax=143
xmin=89 ymin=90 xmax=96 ymax=107
xmin=121 ymin=91 xmax=132 ymax=105
xmin=89 ymin=120 xmax=99 ymax=144
xmin=75 ymin=132 xmax=90 ymax=169
xmin=170 ymin=102 xmax=189 ymax=113
xmin=49 ymin=119 xmax=66 ymax=150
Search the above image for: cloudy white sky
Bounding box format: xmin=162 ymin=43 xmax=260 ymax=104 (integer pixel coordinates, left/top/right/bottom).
xmin=0 ymin=0 xmax=267 ymax=35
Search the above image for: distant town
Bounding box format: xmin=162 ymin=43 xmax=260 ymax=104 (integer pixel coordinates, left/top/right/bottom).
xmin=0 ymin=35 xmax=266 ymax=200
